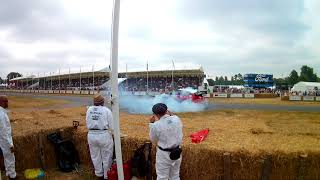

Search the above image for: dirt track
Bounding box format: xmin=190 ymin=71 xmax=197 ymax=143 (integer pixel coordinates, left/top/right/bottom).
xmin=3 ymin=92 xmax=320 ymax=112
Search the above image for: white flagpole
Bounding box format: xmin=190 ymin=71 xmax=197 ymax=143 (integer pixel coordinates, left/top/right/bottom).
xmin=146 ymin=61 xmax=149 ymax=93
xmin=80 ymin=66 xmax=82 ymax=91
xmin=172 ymin=60 xmax=175 ymax=88
xmin=110 ymin=0 xmax=124 ymax=179
xmin=59 ymin=68 xmax=61 ymax=91
xmin=50 ymin=72 xmax=53 ymax=90
xmin=31 ymin=72 xmax=34 ymax=90
xmin=126 ymin=64 xmax=128 ymax=90
xmin=69 ymin=67 xmax=71 ymax=89
xmin=92 ymin=65 xmax=95 ymax=91
xmin=44 ymin=72 xmax=46 ymax=90
xmin=38 ymin=72 xmax=40 ymax=90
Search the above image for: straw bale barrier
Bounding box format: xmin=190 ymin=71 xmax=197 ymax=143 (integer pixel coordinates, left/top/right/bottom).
xmin=13 ymin=127 xmax=74 ymax=171
xmin=281 ymin=96 xmax=290 ymax=101
xmin=12 ymin=127 xmax=320 ymax=179
xmin=255 ymin=93 xmax=278 ymax=98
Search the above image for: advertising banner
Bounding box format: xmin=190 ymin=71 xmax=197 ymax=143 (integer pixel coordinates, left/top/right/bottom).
xmin=244 ymin=94 xmax=255 ymax=98
xmin=214 ymin=93 xmax=228 ymax=98
xmin=289 ymin=96 xmax=302 ymax=101
xmin=230 ymin=94 xmax=243 ymax=98
xmin=303 ymin=96 xmax=315 ymax=101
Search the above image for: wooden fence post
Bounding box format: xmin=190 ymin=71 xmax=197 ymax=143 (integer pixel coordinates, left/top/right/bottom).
xmin=224 ymin=152 xmax=231 ymax=180
xmin=260 ymin=154 xmax=272 ymax=180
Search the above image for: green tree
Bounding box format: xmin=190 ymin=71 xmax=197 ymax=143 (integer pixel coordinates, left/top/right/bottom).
xmin=234 ymin=74 xmax=238 ymax=81
xmin=218 ymin=76 xmax=224 ymax=85
xmin=207 ymin=79 xmax=215 ymax=86
xmin=224 ymin=76 xmax=228 ymax=83
xmin=288 ymin=70 xmax=299 ymax=85
xmin=0 ymin=77 xmax=3 ymax=84
xmin=299 ymin=65 xmax=317 ymax=82
xmin=7 ymin=72 xmax=22 ymax=80
xmin=215 ymin=77 xmax=219 ymax=82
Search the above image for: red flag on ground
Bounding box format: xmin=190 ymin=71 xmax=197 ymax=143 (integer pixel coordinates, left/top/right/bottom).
xmin=190 ymin=129 xmax=210 ymax=143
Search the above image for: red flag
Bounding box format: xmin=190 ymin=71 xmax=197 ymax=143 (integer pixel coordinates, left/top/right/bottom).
xmin=190 ymin=129 xmax=209 ymax=143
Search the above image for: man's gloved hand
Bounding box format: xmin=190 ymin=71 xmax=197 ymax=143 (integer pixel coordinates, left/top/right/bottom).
xmin=10 ymin=146 xmax=15 ymax=153
xmin=149 ymin=116 xmax=156 ymax=123
xmin=167 ymin=110 xmax=174 ymax=116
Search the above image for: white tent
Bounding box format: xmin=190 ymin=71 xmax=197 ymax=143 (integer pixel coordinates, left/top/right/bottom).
xmin=291 ymin=81 xmax=320 ymax=92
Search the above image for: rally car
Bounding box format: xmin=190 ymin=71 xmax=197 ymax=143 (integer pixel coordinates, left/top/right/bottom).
xmin=175 ymin=88 xmax=207 ymax=103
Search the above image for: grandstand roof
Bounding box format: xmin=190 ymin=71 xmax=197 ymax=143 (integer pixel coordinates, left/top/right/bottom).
xmin=9 ymin=67 xmax=204 ymax=82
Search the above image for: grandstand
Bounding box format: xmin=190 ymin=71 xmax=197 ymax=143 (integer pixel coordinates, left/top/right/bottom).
xmin=8 ymin=67 xmax=205 ymax=91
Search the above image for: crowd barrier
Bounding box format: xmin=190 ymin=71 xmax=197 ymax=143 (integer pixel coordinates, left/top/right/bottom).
xmin=230 ymin=94 xmax=243 ymax=98
xmin=213 ymin=93 xmax=256 ymax=98
xmin=213 ymin=93 xmax=228 ymax=98
xmin=244 ymin=94 xmax=255 ymax=98
xmin=288 ymin=96 xmax=320 ymax=102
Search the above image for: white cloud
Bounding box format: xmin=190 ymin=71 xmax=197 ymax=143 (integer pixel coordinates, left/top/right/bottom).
xmin=0 ymin=0 xmax=319 ymax=79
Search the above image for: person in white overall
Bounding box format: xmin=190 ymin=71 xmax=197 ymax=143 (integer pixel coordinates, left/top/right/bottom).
xmin=86 ymin=94 xmax=114 ymax=180
xmin=149 ymin=103 xmax=183 ymax=180
xmin=0 ymin=96 xmax=16 ymax=180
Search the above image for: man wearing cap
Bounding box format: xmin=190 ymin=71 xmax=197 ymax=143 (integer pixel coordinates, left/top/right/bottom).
xmin=149 ymin=103 xmax=183 ymax=180
xmin=86 ymin=94 xmax=114 ymax=180
xmin=0 ymin=96 xmax=17 ymax=180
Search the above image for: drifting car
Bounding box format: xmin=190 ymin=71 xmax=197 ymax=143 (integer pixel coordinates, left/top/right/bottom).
xmin=175 ymin=88 xmax=207 ymax=103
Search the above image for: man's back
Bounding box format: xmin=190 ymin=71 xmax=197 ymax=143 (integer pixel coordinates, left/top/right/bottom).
xmin=86 ymin=106 xmax=113 ymax=130
xmin=152 ymin=114 xmax=183 ymax=149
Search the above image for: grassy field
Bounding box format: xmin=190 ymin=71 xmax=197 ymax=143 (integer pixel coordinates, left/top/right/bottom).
xmin=7 ymin=96 xmax=70 ymax=109
xmin=7 ymin=96 xmax=320 ymax=154
xmin=209 ymin=97 xmax=320 ymax=106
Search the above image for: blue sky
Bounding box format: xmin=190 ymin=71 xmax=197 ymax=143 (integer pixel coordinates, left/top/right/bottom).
xmin=0 ymin=0 xmax=319 ymax=79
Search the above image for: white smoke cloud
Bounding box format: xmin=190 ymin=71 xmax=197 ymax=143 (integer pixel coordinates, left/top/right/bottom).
xmin=119 ymin=94 xmax=208 ymax=114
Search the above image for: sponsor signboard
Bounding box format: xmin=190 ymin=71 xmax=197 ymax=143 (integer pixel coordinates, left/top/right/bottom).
xmin=230 ymin=94 xmax=243 ymax=98
xmin=82 ymin=90 xmax=89 ymax=95
xmin=74 ymin=90 xmax=81 ymax=94
xmin=48 ymin=90 xmax=54 ymax=94
xmin=244 ymin=74 xmax=274 ymax=88
xmin=244 ymin=94 xmax=255 ymax=98
xmin=66 ymin=90 xmax=73 ymax=94
xmin=316 ymin=97 xmax=320 ymax=101
xmin=303 ymin=96 xmax=315 ymax=101
xmin=289 ymin=96 xmax=301 ymax=101
xmin=214 ymin=93 xmax=228 ymax=98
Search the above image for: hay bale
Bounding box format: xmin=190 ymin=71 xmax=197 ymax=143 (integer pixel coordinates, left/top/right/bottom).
xmin=281 ymin=96 xmax=290 ymax=101
xmin=255 ymin=93 xmax=278 ymax=98
xmin=12 ymin=127 xmax=320 ymax=179
xmin=13 ymin=127 xmax=74 ymax=171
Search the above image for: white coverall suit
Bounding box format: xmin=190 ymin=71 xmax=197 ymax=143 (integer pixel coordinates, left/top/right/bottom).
xmin=0 ymin=107 xmax=16 ymax=179
xmin=86 ymin=106 xmax=114 ymax=179
xmin=149 ymin=114 xmax=183 ymax=180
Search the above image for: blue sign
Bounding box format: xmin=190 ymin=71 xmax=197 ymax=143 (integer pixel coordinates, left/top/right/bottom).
xmin=244 ymin=74 xmax=273 ymax=88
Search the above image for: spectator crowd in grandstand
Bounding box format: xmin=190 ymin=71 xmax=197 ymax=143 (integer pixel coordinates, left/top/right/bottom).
xmin=123 ymin=76 xmax=201 ymax=92
xmin=9 ymin=75 xmax=203 ymax=92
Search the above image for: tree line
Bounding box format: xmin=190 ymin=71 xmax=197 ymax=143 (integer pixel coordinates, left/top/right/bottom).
xmin=207 ymin=73 xmax=244 ymax=85
xmin=274 ymin=65 xmax=319 ymax=86
xmin=0 ymin=72 xmax=22 ymax=84
xmin=207 ymin=65 xmax=319 ymax=86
